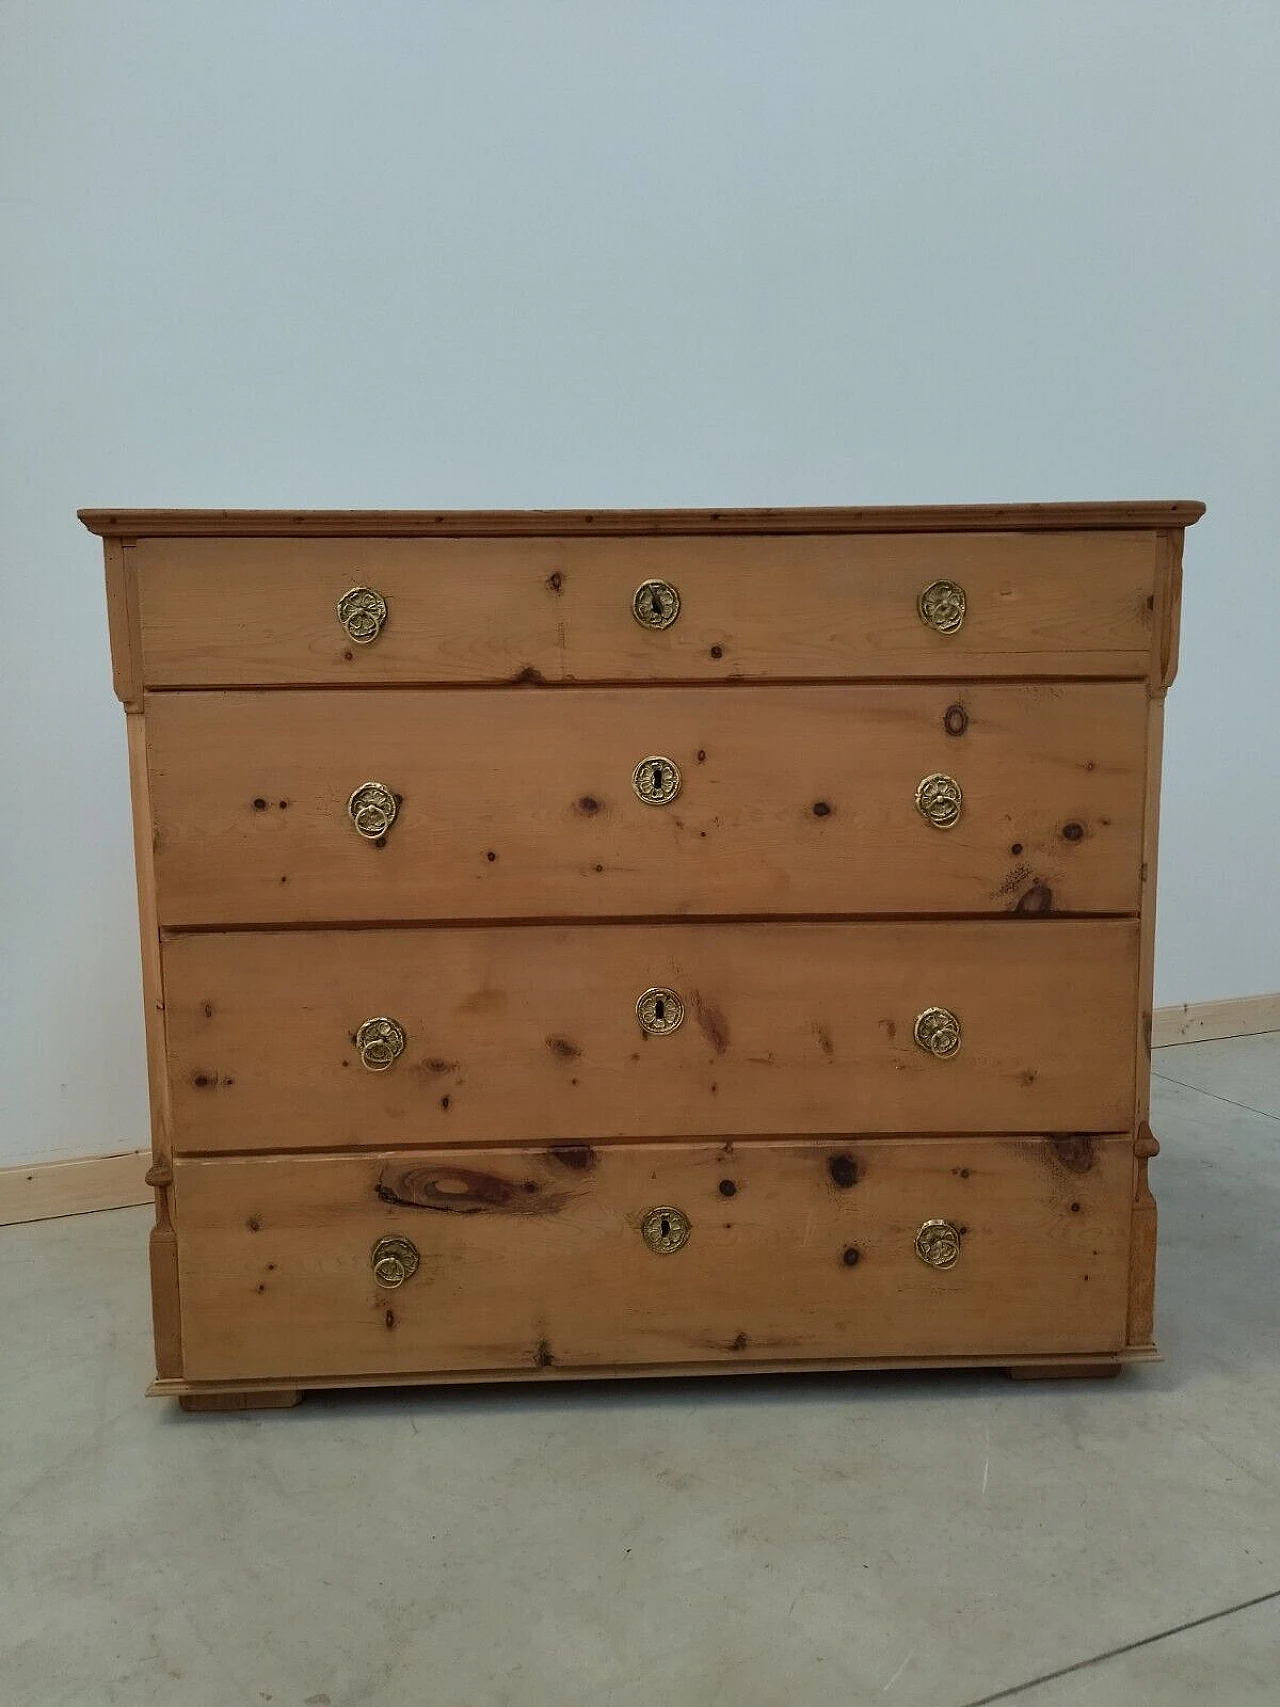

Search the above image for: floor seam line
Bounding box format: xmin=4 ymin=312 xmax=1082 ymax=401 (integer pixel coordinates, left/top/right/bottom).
xmin=1151 ymin=1072 xmax=1280 ymax=1123
xmin=953 ymin=1586 xmax=1280 ymax=1707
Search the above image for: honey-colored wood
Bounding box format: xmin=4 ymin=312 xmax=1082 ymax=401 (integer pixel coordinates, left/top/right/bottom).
xmin=126 ymin=712 xmax=183 ymax=1377
xmin=151 ymin=1346 xmax=1158 ymax=1401
xmin=103 ymin=539 xmax=142 ymax=709
xmin=1125 ymin=525 xmax=1181 ymax=1345
xmin=79 ymin=500 xmax=1206 ymax=538
xmin=173 ymin=1137 xmax=1133 ymax=1380
xmin=145 ymin=683 xmax=1149 ymax=926
xmin=163 ymin=920 xmax=1138 ymax=1150
xmin=178 ymin=1389 xmax=300 ymax=1411
xmin=89 ymin=500 xmax=1198 ymax=1402
xmin=123 ymin=530 xmax=1163 ymax=688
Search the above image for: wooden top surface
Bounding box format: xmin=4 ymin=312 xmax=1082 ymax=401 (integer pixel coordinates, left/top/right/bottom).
xmin=78 ymin=501 xmax=1205 ymax=539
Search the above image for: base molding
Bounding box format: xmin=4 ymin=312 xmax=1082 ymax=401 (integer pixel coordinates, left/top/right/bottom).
xmin=0 ymin=1149 xmax=149 ymax=1226
xmin=151 ymin=1346 xmax=1159 ymax=1404
xmin=1152 ymin=991 xmax=1280 ymax=1048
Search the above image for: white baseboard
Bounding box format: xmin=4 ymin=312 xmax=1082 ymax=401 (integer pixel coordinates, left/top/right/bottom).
xmin=1152 ymin=993 xmax=1280 ymax=1048
xmin=0 ymin=1150 xmax=150 ymax=1227
xmin=2 ymin=992 xmax=1276 ymax=1227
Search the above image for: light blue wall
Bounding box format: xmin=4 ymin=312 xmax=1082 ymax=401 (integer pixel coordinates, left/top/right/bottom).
xmin=2 ymin=1 xmax=1276 ymax=1160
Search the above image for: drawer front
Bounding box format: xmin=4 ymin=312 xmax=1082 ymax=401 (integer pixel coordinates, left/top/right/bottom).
xmin=163 ymin=920 xmax=1137 ymax=1150
xmin=173 ymin=1137 xmax=1133 ymax=1379
xmin=146 ymin=683 xmax=1147 ymax=925
xmin=133 ymin=531 xmax=1160 ymax=687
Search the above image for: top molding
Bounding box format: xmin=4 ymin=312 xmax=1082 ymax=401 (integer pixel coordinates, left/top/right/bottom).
xmin=78 ymin=501 xmax=1205 ymax=540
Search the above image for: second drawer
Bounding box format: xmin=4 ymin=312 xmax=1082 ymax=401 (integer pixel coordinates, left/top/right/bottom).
xmin=163 ymin=920 xmax=1138 ymax=1150
xmin=145 ymin=682 xmax=1148 ymax=924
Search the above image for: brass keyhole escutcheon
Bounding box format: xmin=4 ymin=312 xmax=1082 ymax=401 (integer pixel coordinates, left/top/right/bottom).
xmin=355 ymin=1016 xmax=406 ymax=1072
xmin=914 ymin=1219 xmax=961 ymax=1269
xmin=641 ymin=1205 xmax=691 ymax=1254
xmin=632 ymin=579 xmax=680 ymax=630
xmin=914 ymin=1006 xmax=962 ymax=1059
xmin=917 ymin=579 xmax=966 ymax=635
xmin=348 ymin=781 xmax=398 ymax=841
xmin=915 ymin=772 xmax=963 ymax=830
xmin=632 ymin=755 xmax=681 ymax=805
xmin=636 ymin=986 xmax=684 ymax=1035
xmin=338 ymin=585 xmax=388 ymax=645
xmin=371 ymin=1234 xmax=420 ymax=1289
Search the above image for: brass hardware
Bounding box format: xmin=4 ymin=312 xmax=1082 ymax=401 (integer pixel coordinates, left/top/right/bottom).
xmin=914 ymin=1006 xmax=962 ymax=1058
xmin=632 ymin=579 xmax=680 ymax=630
xmin=355 ymin=1016 xmax=406 ymax=1072
xmin=914 ymin=1219 xmax=961 ymax=1269
xmin=348 ymin=781 xmax=398 ymax=841
xmin=917 ymin=579 xmax=966 ymax=634
xmin=338 ymin=586 xmax=388 ymax=644
xmin=632 ymin=755 xmax=681 ymax=805
xmin=915 ymin=772 xmax=963 ymax=830
xmin=636 ymin=986 xmax=684 ymax=1035
xmin=371 ymin=1234 xmax=419 ymax=1289
xmin=641 ymin=1205 xmax=691 ymax=1254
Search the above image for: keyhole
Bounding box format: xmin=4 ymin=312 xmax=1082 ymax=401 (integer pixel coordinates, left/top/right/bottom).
xmin=650 ymin=589 xmax=662 ymax=618
xmin=660 ymin=1215 xmax=671 ymax=1240
xmin=652 ymin=764 xmax=663 ymax=793
xmin=655 ymin=997 xmax=666 ymax=1023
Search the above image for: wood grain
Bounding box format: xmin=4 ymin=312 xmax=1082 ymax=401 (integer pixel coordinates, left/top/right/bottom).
xmin=127 ymin=531 xmax=1163 ymax=687
xmin=172 ymin=1136 xmax=1133 ymax=1380
xmin=127 ymin=712 xmax=183 ymax=1376
xmin=0 ymin=1150 xmax=149 ymax=1225
xmin=162 ymin=920 xmax=1138 ymax=1150
xmin=79 ymin=501 xmax=1206 ymax=538
xmin=145 ymin=682 xmax=1148 ymax=925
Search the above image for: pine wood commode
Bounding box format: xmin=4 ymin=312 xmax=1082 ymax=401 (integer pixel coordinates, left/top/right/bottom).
xmin=84 ymin=502 xmax=1201 ymax=1409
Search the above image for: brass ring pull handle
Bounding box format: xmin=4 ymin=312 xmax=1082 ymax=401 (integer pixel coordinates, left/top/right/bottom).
xmin=348 ymin=781 xmax=398 ymax=841
xmin=632 ymin=579 xmax=680 ymax=630
xmin=915 ymin=772 xmax=962 ymax=830
xmin=917 ymin=579 xmax=966 ymax=634
xmin=338 ymin=585 xmax=388 ymax=644
xmin=632 ymin=755 xmax=681 ymax=805
xmin=641 ymin=1206 xmax=692 ymax=1253
xmin=914 ymin=1219 xmax=961 ymax=1269
xmin=636 ymin=986 xmax=684 ymax=1035
xmin=914 ymin=1006 xmax=962 ymax=1058
xmin=371 ymin=1234 xmax=419 ymax=1289
xmin=355 ymin=1016 xmax=406 ymax=1072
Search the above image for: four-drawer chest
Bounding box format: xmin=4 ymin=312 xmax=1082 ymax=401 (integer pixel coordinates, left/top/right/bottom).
xmin=83 ymin=502 xmax=1202 ymax=1410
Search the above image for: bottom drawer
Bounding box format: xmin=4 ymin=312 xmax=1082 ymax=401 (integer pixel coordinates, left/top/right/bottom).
xmin=173 ymin=1137 xmax=1133 ymax=1381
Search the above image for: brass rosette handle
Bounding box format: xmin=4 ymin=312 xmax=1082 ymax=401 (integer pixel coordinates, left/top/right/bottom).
xmin=914 ymin=1006 xmax=961 ymax=1058
xmin=355 ymin=1016 xmax=406 ymax=1072
xmin=917 ymin=579 xmax=966 ymax=635
xmin=348 ymin=781 xmax=398 ymax=841
xmin=371 ymin=1235 xmax=419 ymax=1289
xmin=632 ymin=579 xmax=680 ymax=630
xmin=914 ymin=1219 xmax=961 ymax=1269
xmin=338 ymin=585 xmax=388 ymax=644
xmin=915 ymin=772 xmax=962 ymax=830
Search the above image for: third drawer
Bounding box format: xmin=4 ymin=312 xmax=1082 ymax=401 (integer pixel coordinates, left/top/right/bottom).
xmin=163 ymin=919 xmax=1138 ymax=1150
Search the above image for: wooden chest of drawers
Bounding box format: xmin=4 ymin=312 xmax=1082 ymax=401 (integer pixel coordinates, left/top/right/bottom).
xmin=84 ymin=502 xmax=1202 ymax=1409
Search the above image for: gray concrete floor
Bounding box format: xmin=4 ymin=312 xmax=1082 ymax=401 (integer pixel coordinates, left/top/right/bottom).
xmin=3 ymin=1037 xmax=1279 ymax=1707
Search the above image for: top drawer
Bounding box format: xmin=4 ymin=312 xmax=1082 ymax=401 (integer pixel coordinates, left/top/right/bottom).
xmin=123 ymin=531 xmax=1162 ymax=687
